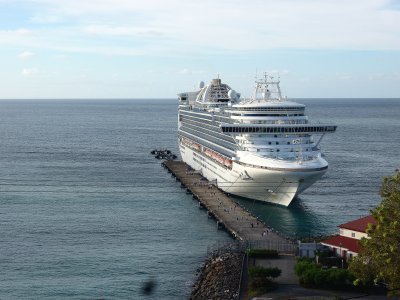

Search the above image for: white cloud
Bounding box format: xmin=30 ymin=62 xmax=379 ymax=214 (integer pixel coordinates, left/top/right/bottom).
xmin=84 ymin=25 xmax=163 ymax=37
xmin=26 ymin=0 xmax=400 ymax=51
xmin=368 ymin=72 xmax=389 ymax=80
xmin=178 ymin=68 xmax=189 ymax=75
xmin=15 ymin=28 xmax=34 ymax=36
xmin=21 ymin=68 xmax=38 ymax=76
xmin=177 ymin=68 xmax=208 ymax=75
xmin=338 ymin=74 xmax=354 ymax=80
xmin=53 ymin=54 xmax=67 ymax=59
xmin=0 ymin=28 xmax=34 ymax=39
xmin=18 ymin=51 xmax=34 ymax=59
xmin=30 ymin=14 xmax=63 ymax=24
xmin=1 ymin=0 xmax=400 ymax=59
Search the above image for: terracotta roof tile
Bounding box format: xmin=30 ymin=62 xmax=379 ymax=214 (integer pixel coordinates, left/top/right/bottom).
xmin=321 ymin=235 xmax=360 ymax=253
xmin=338 ymin=215 xmax=376 ymax=233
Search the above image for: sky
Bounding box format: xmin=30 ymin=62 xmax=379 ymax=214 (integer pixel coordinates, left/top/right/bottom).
xmin=0 ymin=0 xmax=400 ymax=99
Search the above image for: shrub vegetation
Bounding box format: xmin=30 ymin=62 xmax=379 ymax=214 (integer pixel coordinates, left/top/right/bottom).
xmin=295 ymin=259 xmax=354 ymax=289
xmin=246 ymin=249 xmax=279 ymax=258
xmin=249 ymin=266 xmax=281 ymax=279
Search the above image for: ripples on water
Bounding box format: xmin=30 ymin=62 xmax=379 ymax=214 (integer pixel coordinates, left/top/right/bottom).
xmin=0 ymin=98 xmax=399 ymax=298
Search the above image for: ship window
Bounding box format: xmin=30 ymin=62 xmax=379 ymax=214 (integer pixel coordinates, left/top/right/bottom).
xmin=277 ymin=149 xmax=280 ymax=152
xmin=276 ymin=142 xmax=279 ymax=145
xmin=287 ymin=142 xmax=290 ymax=145
xmin=268 ymin=142 xmax=271 ymax=145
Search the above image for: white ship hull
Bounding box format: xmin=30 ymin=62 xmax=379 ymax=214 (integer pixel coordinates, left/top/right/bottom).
xmin=179 ymin=142 xmax=327 ymax=206
xmin=177 ymin=76 xmax=336 ymax=207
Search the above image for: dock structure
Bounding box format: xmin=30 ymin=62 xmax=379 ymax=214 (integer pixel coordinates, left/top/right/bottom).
xmin=162 ymin=160 xmax=296 ymax=254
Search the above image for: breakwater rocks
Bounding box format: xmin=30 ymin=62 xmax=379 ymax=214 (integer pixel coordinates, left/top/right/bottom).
xmin=191 ymin=252 xmax=243 ymax=300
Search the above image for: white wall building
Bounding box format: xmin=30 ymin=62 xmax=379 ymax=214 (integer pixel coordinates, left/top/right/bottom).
xmin=321 ymin=215 xmax=376 ymax=260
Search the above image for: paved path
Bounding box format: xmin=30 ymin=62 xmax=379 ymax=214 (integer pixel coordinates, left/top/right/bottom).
xmin=254 ymin=256 xmax=298 ymax=285
xmin=164 ymin=160 xmax=296 ymax=253
xmin=257 ymin=285 xmax=394 ymax=300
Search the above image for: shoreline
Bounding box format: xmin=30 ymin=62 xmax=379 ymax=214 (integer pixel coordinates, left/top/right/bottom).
xmin=191 ymin=250 xmax=244 ymax=299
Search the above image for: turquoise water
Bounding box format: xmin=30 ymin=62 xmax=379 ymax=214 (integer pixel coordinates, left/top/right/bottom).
xmin=0 ymin=99 xmax=399 ymax=298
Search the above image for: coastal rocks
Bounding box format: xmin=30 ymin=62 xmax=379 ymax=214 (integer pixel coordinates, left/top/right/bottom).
xmin=191 ymin=252 xmax=243 ymax=300
xmin=150 ymin=149 xmax=177 ymax=160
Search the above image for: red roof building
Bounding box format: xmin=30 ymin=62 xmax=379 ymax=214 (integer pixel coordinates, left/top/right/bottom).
xmin=321 ymin=215 xmax=376 ymax=259
xmin=339 ymin=215 xmax=376 ymax=233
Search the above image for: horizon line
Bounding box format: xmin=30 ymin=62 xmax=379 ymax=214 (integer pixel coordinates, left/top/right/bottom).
xmin=0 ymin=97 xmax=399 ymax=101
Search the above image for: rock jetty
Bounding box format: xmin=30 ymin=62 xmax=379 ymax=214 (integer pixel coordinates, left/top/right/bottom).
xmin=191 ymin=252 xmax=243 ymax=300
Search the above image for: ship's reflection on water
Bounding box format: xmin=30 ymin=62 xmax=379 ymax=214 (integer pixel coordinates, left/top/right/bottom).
xmin=234 ymin=196 xmax=325 ymax=239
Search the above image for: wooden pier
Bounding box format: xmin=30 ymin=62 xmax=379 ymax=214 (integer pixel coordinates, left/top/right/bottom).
xmin=162 ymin=160 xmax=296 ymax=253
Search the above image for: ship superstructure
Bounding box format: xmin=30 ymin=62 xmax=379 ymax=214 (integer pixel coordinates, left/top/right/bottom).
xmin=177 ymin=75 xmax=336 ymax=206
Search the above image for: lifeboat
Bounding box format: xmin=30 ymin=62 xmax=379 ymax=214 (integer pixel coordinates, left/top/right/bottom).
xmin=182 ymin=137 xmax=191 ymax=146
xmin=224 ymin=159 xmax=232 ymax=168
xmin=204 ymin=149 xmax=213 ymax=157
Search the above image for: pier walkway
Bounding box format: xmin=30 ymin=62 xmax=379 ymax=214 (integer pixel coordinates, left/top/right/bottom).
xmin=163 ymin=160 xmax=296 ymax=254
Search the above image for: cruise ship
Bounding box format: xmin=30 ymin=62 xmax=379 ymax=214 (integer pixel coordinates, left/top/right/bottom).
xmin=177 ymin=75 xmax=336 ymax=206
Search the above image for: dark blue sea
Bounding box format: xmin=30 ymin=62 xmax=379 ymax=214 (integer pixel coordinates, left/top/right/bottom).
xmin=0 ymin=98 xmax=399 ymax=299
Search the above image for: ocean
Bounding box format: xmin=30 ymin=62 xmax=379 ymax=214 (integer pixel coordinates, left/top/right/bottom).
xmin=0 ymin=98 xmax=399 ymax=299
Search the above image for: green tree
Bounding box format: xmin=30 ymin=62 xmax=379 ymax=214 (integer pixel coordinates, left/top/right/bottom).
xmin=349 ymin=170 xmax=400 ymax=294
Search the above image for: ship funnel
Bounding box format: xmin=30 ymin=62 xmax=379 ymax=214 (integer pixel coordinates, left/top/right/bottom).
xmin=212 ymin=78 xmax=221 ymax=86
